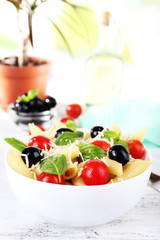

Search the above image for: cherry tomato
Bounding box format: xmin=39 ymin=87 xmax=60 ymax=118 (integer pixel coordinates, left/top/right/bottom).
xmin=127 ymin=139 xmax=145 ymax=159
xmin=38 ymin=172 xmax=64 ymax=184
xmin=66 ymin=103 xmax=82 ymax=118
xmin=29 ymin=125 xmax=45 ymax=135
xmin=28 ymin=135 xmax=51 ymax=151
xmin=61 ymin=117 xmax=75 ymax=124
xmin=82 ymin=159 xmax=109 ymax=185
xmin=91 ymin=140 xmax=110 ymax=153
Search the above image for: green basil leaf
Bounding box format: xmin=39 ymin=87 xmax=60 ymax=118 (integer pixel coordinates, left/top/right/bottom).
xmin=28 ymin=89 xmax=39 ymax=99
xmin=18 ymin=95 xmax=30 ymax=102
xmin=78 ymin=143 xmax=107 ymax=161
xmin=18 ymin=89 xmax=39 ymax=102
xmin=55 ymin=131 xmax=84 ymax=146
xmin=101 ymin=130 xmax=120 ymax=142
xmin=40 ymin=154 xmax=67 ymax=182
xmin=115 ymin=140 xmax=130 ymax=154
xmin=66 ymin=120 xmax=77 ymax=131
xmin=4 ymin=138 xmax=27 ymax=152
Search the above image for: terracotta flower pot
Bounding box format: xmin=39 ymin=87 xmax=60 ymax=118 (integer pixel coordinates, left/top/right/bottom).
xmin=0 ymin=57 xmax=51 ymax=111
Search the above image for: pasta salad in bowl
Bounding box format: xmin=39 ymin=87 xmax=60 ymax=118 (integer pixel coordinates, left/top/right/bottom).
xmin=5 ymin=121 xmax=152 ymax=226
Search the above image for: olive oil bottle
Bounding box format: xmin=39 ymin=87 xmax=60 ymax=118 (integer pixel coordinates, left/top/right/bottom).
xmin=86 ymin=12 xmax=124 ymax=105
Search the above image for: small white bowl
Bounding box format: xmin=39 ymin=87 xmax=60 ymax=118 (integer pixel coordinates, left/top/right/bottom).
xmin=6 ymin=149 xmax=152 ymax=227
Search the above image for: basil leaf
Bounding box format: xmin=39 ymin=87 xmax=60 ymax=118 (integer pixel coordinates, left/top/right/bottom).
xmin=66 ymin=120 xmax=76 ymax=131
xmin=18 ymin=95 xmax=30 ymax=102
xmin=101 ymin=130 xmax=120 ymax=142
xmin=4 ymin=138 xmax=27 ymax=152
xmin=55 ymin=131 xmax=84 ymax=146
xmin=78 ymin=143 xmax=107 ymax=161
xmin=115 ymin=140 xmax=130 ymax=154
xmin=18 ymin=89 xmax=39 ymax=102
xmin=40 ymin=154 xmax=67 ymax=182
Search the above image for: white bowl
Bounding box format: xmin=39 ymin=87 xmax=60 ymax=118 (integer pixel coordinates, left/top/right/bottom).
xmin=6 ymin=149 xmax=152 ymax=227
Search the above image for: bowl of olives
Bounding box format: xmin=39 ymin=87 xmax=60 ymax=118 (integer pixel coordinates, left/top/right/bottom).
xmin=8 ymin=89 xmax=57 ymax=130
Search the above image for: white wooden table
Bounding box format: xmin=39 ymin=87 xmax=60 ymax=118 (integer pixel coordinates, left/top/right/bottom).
xmin=0 ymin=109 xmax=160 ymax=240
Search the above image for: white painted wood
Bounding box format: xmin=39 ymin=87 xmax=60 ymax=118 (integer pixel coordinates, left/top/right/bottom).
xmin=0 ymin=109 xmax=160 ymax=240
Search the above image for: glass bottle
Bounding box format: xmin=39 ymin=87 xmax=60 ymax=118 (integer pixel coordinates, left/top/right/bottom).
xmin=86 ymin=12 xmax=124 ymax=106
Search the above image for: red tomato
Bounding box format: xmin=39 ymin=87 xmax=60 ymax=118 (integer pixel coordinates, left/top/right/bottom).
xmin=82 ymin=159 xmax=109 ymax=185
xmin=38 ymin=172 xmax=64 ymax=184
xmin=127 ymin=139 xmax=145 ymax=159
xmin=66 ymin=103 xmax=82 ymax=118
xmin=28 ymin=135 xmax=51 ymax=151
xmin=91 ymin=140 xmax=110 ymax=153
xmin=61 ymin=117 xmax=75 ymax=124
xmin=29 ymin=125 xmax=45 ymax=135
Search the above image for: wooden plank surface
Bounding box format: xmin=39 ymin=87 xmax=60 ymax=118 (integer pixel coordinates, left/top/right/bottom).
xmin=0 ymin=109 xmax=160 ymax=240
xmin=0 ymin=160 xmax=160 ymax=240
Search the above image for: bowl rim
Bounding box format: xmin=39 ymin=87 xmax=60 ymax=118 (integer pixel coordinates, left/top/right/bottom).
xmin=5 ymin=147 xmax=152 ymax=189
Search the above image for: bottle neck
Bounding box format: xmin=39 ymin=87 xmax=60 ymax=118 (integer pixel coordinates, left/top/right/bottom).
xmin=95 ymin=21 xmax=124 ymax=57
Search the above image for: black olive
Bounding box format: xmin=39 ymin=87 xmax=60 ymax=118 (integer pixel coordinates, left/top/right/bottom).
xmin=15 ymin=101 xmax=29 ymax=113
xmin=90 ymin=126 xmax=104 ymax=138
xmin=21 ymin=146 xmax=44 ymax=168
xmin=44 ymin=96 xmax=57 ymax=109
xmin=55 ymin=128 xmax=74 ymax=138
xmin=29 ymin=97 xmax=45 ymax=112
xmin=109 ymin=144 xmax=129 ymax=166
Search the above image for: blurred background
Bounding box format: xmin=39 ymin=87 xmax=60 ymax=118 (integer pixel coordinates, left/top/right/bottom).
xmin=0 ymin=0 xmax=160 ymax=146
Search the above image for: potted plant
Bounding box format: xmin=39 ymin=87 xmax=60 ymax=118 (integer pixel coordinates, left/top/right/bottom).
xmin=0 ymin=0 xmax=89 ymax=111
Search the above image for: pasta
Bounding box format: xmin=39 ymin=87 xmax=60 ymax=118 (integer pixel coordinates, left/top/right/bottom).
xmin=7 ymin=148 xmax=35 ymax=179
xmin=108 ymin=159 xmax=152 ymax=183
xmin=28 ymin=123 xmax=55 ymax=139
xmin=64 ymin=165 xmax=78 ymax=180
xmin=52 ymin=145 xmax=79 ymax=163
xmin=72 ymin=176 xmax=86 ymax=186
xmin=6 ymin=122 xmax=153 ymax=186
xmin=126 ymin=127 xmax=147 ymax=142
xmin=111 ymin=123 xmax=121 ymax=135
xmin=55 ymin=121 xmax=66 ymax=130
xmin=28 ymin=123 xmax=43 ymax=136
xmin=104 ymin=157 xmax=123 ymax=177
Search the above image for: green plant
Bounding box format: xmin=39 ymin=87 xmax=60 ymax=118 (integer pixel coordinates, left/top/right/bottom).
xmin=5 ymin=0 xmax=90 ymax=66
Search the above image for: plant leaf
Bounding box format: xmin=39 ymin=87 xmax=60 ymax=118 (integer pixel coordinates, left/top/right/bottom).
xmin=101 ymin=130 xmax=121 ymax=142
xmin=28 ymin=88 xmax=39 ymax=99
xmin=66 ymin=120 xmax=76 ymax=131
xmin=115 ymin=140 xmax=130 ymax=154
xmin=40 ymin=154 xmax=67 ymax=182
xmin=49 ymin=18 xmax=73 ymax=55
xmin=62 ymin=1 xmax=91 ymax=43
xmin=78 ymin=143 xmax=107 ymax=162
xmin=18 ymin=89 xmax=38 ymax=102
xmin=63 ymin=1 xmax=91 ymax=12
xmin=58 ymin=15 xmax=88 ymax=41
xmin=55 ymin=131 xmax=84 ymax=146
xmin=4 ymin=138 xmax=27 ymax=152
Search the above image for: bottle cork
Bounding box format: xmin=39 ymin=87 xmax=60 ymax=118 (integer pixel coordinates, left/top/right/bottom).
xmin=102 ymin=11 xmax=111 ymax=26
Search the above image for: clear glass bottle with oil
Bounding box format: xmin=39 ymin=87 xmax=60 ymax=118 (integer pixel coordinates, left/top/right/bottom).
xmin=86 ymin=12 xmax=124 ymax=105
